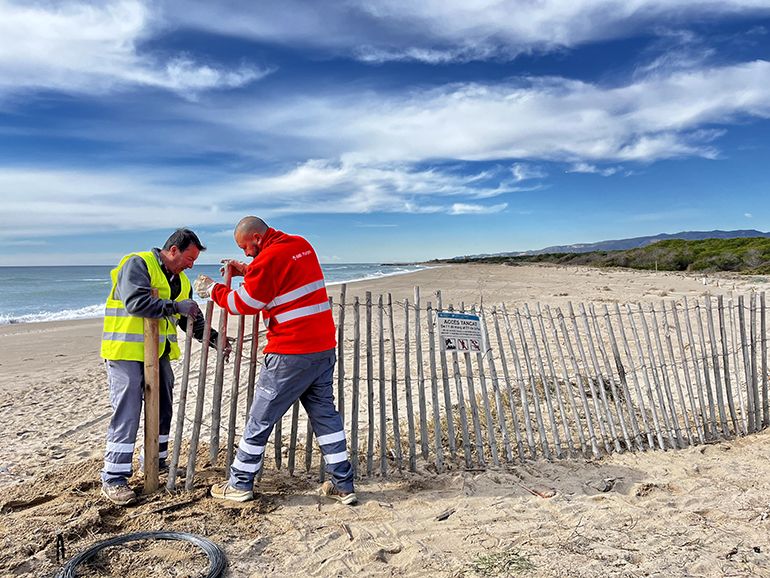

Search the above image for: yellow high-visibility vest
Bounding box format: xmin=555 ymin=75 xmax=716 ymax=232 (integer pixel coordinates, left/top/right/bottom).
xmin=101 ymin=251 xmax=191 ymax=361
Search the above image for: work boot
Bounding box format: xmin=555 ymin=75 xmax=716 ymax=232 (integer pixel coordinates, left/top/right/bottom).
xmin=210 ymin=481 xmax=253 ymax=502
xmin=320 ymin=481 xmax=357 ymax=505
xmin=101 ymin=483 xmax=137 ymax=506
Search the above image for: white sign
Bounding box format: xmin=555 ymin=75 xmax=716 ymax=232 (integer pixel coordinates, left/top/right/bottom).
xmin=437 ymin=312 xmax=483 ymax=352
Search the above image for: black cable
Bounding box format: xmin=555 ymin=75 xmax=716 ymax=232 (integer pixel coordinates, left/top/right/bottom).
xmin=54 ymin=531 xmax=226 ymax=578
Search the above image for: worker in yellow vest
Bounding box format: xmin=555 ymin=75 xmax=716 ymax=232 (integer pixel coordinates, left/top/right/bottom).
xmin=100 ymin=228 xmax=224 ymax=505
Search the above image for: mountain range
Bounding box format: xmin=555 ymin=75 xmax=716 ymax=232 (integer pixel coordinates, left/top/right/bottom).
xmin=456 ymin=230 xmax=770 ymax=259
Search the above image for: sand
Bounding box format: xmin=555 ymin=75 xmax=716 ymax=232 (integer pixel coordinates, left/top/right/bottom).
xmin=3 ymin=263 xmax=770 ymax=578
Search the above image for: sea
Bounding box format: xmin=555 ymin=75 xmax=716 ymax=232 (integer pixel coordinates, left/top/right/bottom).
xmin=0 ymin=263 xmax=429 ymax=325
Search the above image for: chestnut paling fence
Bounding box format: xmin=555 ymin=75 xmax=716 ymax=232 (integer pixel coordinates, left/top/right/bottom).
xmin=164 ymin=284 xmax=770 ymax=491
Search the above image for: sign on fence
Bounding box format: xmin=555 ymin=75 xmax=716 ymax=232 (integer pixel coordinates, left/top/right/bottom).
xmin=437 ymin=311 xmax=483 ymax=352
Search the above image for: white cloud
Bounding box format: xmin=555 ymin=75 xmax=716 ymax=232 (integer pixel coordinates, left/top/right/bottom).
xmin=745 ymin=213 xmax=753 ymax=218
xmin=216 ymin=60 xmax=770 ymax=165
xmin=570 ymin=163 xmax=621 ymax=176
xmin=0 ymin=0 xmax=269 ymax=97
xmin=167 ymin=0 xmax=770 ymax=63
xmin=450 ymin=203 xmax=508 ymax=214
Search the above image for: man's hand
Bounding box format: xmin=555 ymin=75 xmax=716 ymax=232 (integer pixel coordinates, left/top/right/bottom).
xmin=222 ymin=336 xmax=236 ymax=362
xmin=174 ymin=299 xmax=200 ymax=318
xmin=220 ymin=259 xmax=248 ymax=277
xmin=194 ymin=275 xmax=216 ymax=299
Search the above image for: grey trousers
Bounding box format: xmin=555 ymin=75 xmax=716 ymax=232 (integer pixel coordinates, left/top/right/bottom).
xmin=229 ymin=348 xmax=354 ymax=493
xmin=101 ymin=357 xmax=174 ymax=487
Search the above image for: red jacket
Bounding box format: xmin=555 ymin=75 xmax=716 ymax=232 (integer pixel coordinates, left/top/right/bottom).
xmin=211 ymin=228 xmax=336 ymax=354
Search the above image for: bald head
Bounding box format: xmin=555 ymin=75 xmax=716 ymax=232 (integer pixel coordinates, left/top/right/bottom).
xmin=234 ymin=216 xmax=270 ymax=259
xmin=235 ymin=216 xmax=268 ymax=238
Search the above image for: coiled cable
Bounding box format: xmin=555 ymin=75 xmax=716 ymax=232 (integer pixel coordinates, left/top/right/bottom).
xmin=54 ymin=531 xmax=226 ymax=578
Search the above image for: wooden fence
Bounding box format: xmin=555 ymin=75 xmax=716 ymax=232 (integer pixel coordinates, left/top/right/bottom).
xmin=166 ymin=286 xmax=769 ymax=490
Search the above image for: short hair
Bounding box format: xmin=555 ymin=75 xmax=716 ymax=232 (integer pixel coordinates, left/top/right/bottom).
xmin=163 ymin=228 xmax=206 ymax=252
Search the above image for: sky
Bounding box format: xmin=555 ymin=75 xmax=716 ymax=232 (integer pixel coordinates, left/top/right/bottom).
xmin=0 ymin=1 xmax=769 ymax=266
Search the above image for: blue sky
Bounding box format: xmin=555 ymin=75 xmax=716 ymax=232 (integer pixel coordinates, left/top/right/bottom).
xmin=1 ymin=1 xmax=769 ymax=266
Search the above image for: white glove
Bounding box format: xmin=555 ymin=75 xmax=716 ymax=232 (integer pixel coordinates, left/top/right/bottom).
xmin=193 ymin=274 xmax=216 ymax=299
xmin=220 ymin=259 xmax=248 ymax=277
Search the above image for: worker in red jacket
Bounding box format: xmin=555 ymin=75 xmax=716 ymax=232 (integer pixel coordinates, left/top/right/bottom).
xmin=194 ymin=216 xmax=356 ymax=505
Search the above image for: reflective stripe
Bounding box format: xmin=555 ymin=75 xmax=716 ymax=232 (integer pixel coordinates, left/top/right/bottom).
xmin=227 ymin=291 xmax=240 ymax=315
xmin=239 ymin=439 xmax=265 ymax=456
xmin=159 ymin=435 xmax=169 ymax=444
xmin=103 ymin=460 xmax=133 ymax=473
xmin=106 ymin=442 xmax=135 ymax=453
xmin=102 ymin=332 xmax=144 ymax=343
xmin=159 ymin=450 xmax=168 ymax=458
xmin=323 ymin=450 xmax=348 ymax=464
xmin=268 ymin=280 xmax=325 ymax=309
xmin=104 ymin=307 xmax=131 ymax=317
xmin=236 ymin=285 xmax=267 ymax=310
xmin=232 ymin=457 xmax=261 ymax=473
xmin=316 ymin=431 xmax=346 ymax=446
xmin=273 ymin=301 xmax=331 ymax=324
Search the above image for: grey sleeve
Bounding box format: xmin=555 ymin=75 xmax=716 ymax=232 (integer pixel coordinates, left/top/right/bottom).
xmin=116 ymin=256 xmax=177 ymax=319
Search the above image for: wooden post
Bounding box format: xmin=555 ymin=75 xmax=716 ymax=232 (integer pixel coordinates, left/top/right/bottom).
xmin=185 ymin=301 xmax=214 ymax=490
xmin=143 ymin=288 xmax=161 ymax=494
xmin=694 ymin=299 xmax=719 ymax=439
xmin=683 ymin=297 xmax=712 ymax=440
xmin=414 ymin=287 xmax=429 ymax=460
xmin=523 ymin=303 xmax=563 ymax=458
xmin=494 ymin=305 xmax=526 ymax=460
xmin=365 ymin=291 xmax=374 ymax=476
xmin=728 ymin=294 xmax=748 ymax=435
xmin=472 ymin=304 xmax=498 ymax=466
xmin=427 ymin=302 xmax=444 ymax=472
xmin=480 ymin=306 xmax=512 ymax=463
xmin=449 ymin=305 xmax=474 ymax=467
xmin=403 ymin=298 xmax=417 ymax=472
xmin=739 ymin=295 xmax=755 ymax=433
xmin=305 ymin=418 xmax=314 ymax=473
xmin=717 ymin=296 xmax=739 ymax=435
xmin=288 ymin=400 xmax=300 ymax=475
xmin=704 ymin=297 xmax=729 ymax=437
xmin=602 ymin=304 xmax=643 ymax=451
xmin=337 ymin=284 xmax=347 ymax=424
xmin=751 ymin=292 xmax=760 ymax=429
xmin=516 ymin=307 xmax=551 ymax=459
xmin=436 ymin=291 xmax=457 ymax=458
xmin=670 ymin=301 xmax=706 ymax=445
xmin=209 ymin=265 xmax=232 ymax=466
xmin=167 ymin=313 xmax=194 ymax=491
xmin=378 ymin=295 xmax=388 ymax=476
xmin=763 ymin=292 xmax=768 ymax=428
xmin=351 ymin=297 xmax=361 ymax=477
xmin=502 ymin=303 xmax=537 ymax=458
xmin=387 ymin=294 xmax=403 ymax=472
xmin=246 ymin=315 xmax=259 ymax=421
xmin=225 ymin=308 xmax=246 ymax=478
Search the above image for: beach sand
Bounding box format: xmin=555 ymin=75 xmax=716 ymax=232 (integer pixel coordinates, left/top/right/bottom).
xmin=3 ymin=263 xmax=770 ymax=577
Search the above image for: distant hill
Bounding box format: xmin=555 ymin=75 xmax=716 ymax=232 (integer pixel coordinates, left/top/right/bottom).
xmin=454 ymin=230 xmax=770 ymax=259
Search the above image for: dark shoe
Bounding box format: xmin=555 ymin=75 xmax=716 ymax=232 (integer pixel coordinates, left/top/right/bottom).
xmin=210 ymin=481 xmax=253 ymax=502
xmin=320 ymin=481 xmax=357 ymax=505
xmin=101 ymin=484 xmax=137 ymax=506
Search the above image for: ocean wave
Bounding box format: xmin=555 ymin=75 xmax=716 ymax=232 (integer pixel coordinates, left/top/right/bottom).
xmin=0 ymin=304 xmax=104 ymax=325
xmin=326 ymin=265 xmax=435 ymax=286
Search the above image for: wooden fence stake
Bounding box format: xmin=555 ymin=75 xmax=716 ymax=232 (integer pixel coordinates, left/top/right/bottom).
xmin=694 ymin=299 xmax=719 ymax=439
xmin=427 ymin=302 xmax=444 ymax=472
xmin=763 ymin=292 xmax=768 ymax=427
xmin=739 ymin=295 xmax=755 ymax=433
xmin=225 ymin=309 xmax=246 ymax=478
xmin=387 ymin=294 xmax=403 ymax=472
xmin=717 ymin=296 xmax=739 ymax=435
xmin=449 ymin=304 xmax=474 ymax=467
xmin=494 ymin=305 xmax=526 ymax=460
xmin=186 ymin=301 xmax=214 ymax=490
xmin=670 ymin=301 xmax=706 ymax=445
xmin=516 ymin=307 xmax=551 ymax=459
xmin=436 ymin=291 xmax=457 ymax=458
xmin=378 ymin=294 xmax=388 ymax=476
xmin=660 ymin=301 xmax=694 ymax=445
xmin=288 ymin=400 xmax=300 ymax=475
xmin=143 ymin=288 xmax=160 ymax=494
xmin=462 ymin=302 xmax=485 ymax=466
xmin=337 ymin=284 xmax=347 ymax=424
xmin=705 ymin=296 xmax=730 ymax=437
xmin=351 ymin=297 xmax=361 ymax=477
xmin=365 ymin=291 xmax=374 ymax=476
xmin=648 ymin=303 xmax=685 ymax=448
xmin=403 ymin=298 xmax=417 ymax=472
xmin=414 ymin=287 xmax=429 ymax=460
xmin=167 ymin=315 xmax=194 ymax=491
xmin=751 ymin=292 xmax=760 ymax=428
xmin=480 ymin=306 xmax=513 ymax=463
xmin=209 ymin=266 xmax=232 ymax=467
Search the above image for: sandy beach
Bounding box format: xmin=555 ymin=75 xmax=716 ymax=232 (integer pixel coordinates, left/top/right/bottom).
xmin=3 ymin=263 xmax=770 ymax=578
